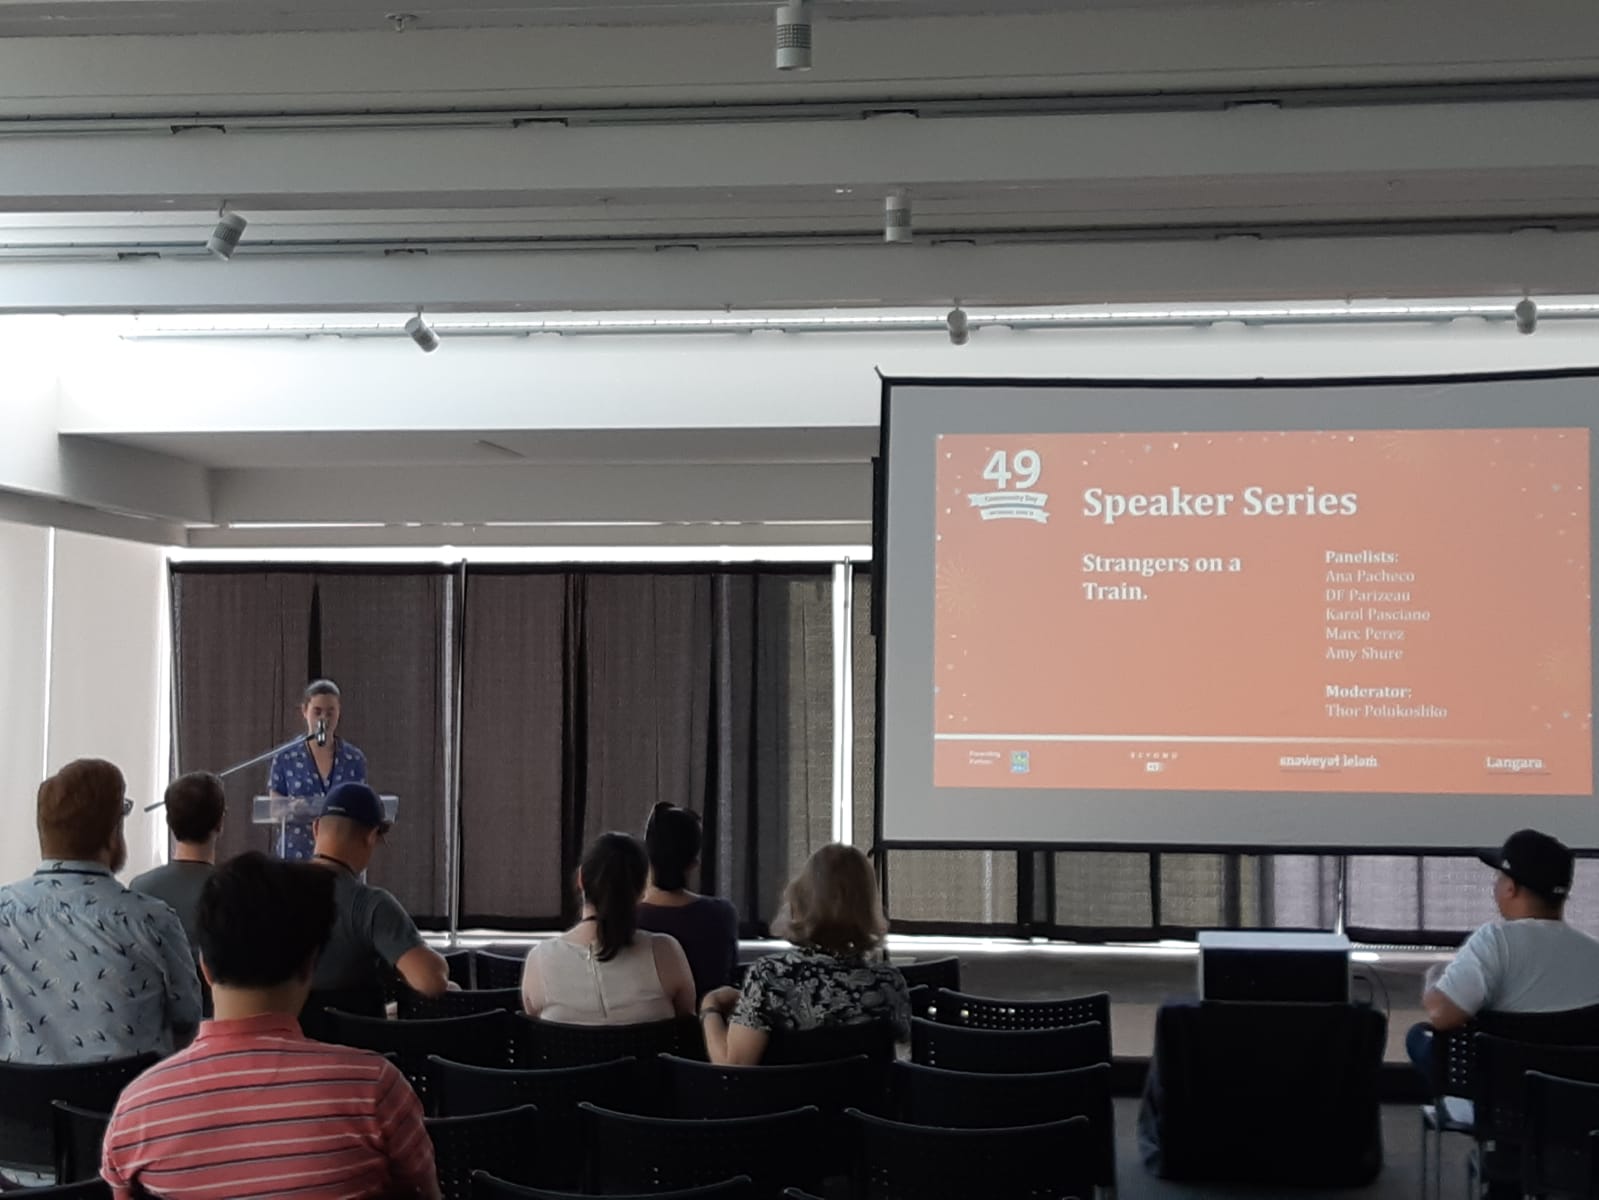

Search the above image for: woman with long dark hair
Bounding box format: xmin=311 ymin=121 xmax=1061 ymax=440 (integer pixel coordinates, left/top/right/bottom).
xmin=636 ymin=803 xmax=739 ymax=1000
xmin=522 ymin=832 xmax=696 ymax=1024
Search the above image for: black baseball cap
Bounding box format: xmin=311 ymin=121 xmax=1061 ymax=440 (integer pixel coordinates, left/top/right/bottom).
xmin=1478 ymin=829 xmax=1574 ymax=901
xmin=323 ymin=782 xmax=390 ymax=833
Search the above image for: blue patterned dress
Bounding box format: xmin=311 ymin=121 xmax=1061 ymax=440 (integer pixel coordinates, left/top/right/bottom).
xmin=266 ymin=737 xmax=368 ymax=860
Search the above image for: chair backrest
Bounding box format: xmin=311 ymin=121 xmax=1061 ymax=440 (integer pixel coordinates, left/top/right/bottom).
xmin=891 ymin=1060 xmax=1114 ymax=1188
xmin=471 ymin=1171 xmax=755 ymax=1200
xmin=663 ymin=1054 xmax=875 ymax=1120
xmin=763 ymin=1019 xmax=896 ymax=1067
xmin=50 ymin=1101 xmax=112 ymax=1184
xmin=476 ymin=950 xmax=530 ymax=991
xmin=1523 ymin=1071 xmax=1599 ymax=1198
xmin=444 ymin=949 xmax=475 ymax=989
xmin=893 ymin=956 xmax=961 ymax=995
xmin=1430 ymin=1002 xmax=1599 ymax=1100
xmin=324 ymin=1008 xmax=516 ymax=1110
xmin=933 ymin=988 xmax=1110 ymax=1036
xmin=908 ymin=1017 xmax=1106 ymax=1074
xmin=400 ymin=987 xmax=525 ymax=1021
xmin=425 ymin=1104 xmax=539 ymax=1200
xmin=0 ymin=1053 xmax=157 ymax=1172
xmin=428 ymin=1055 xmax=636 ymax=1189
xmin=1474 ymin=1034 xmax=1599 ymax=1150
xmin=905 ymin=986 xmax=934 ymax=1022
xmin=847 ymin=1108 xmax=1093 ymax=1200
xmin=580 ymin=1102 xmax=823 ymax=1199
xmin=516 ymin=1013 xmax=703 ymax=1069
xmin=6 ymin=1181 xmax=113 ymax=1199
xmin=299 ymin=984 xmax=385 ymax=1042
xmin=780 ymin=1193 xmax=825 ymax=1200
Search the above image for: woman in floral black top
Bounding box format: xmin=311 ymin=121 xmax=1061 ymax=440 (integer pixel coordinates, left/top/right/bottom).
xmin=699 ymin=843 xmax=910 ymax=1065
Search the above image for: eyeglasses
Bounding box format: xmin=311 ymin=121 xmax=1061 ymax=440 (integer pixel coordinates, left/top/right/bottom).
xmin=121 ymin=798 xmax=134 ymax=817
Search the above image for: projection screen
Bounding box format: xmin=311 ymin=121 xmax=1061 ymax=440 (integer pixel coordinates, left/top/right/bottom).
xmin=876 ymin=372 xmax=1599 ymax=851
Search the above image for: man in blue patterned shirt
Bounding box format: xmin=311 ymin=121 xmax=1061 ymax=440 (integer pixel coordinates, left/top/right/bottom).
xmin=0 ymin=759 xmax=202 ymax=1063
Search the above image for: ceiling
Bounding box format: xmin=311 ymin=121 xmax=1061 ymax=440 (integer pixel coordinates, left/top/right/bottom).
xmin=0 ymin=0 xmax=1258 ymax=38
xmin=78 ymin=426 xmax=878 ymax=469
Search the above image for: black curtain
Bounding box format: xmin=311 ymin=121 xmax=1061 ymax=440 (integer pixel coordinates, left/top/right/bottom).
xmin=454 ymin=567 xmax=831 ymax=932
xmin=170 ymin=565 xmax=453 ymax=924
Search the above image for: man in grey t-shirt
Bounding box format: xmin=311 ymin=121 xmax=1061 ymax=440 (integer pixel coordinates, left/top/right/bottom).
xmin=307 ymin=782 xmax=452 ymax=997
xmin=1408 ymin=829 xmax=1599 ymax=1077
xmin=131 ymin=772 xmax=226 ymax=950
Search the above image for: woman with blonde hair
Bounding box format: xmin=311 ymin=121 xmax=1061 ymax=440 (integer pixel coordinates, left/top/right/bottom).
xmin=699 ymin=843 xmax=909 ymax=1065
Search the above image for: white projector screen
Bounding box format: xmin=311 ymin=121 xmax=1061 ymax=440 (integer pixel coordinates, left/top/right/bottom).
xmin=877 ymin=372 xmax=1599 ymax=851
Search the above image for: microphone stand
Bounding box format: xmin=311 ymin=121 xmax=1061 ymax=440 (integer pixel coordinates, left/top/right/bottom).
xmin=143 ymin=731 xmax=315 ymax=812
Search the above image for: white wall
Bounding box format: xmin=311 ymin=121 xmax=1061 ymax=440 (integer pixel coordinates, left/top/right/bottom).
xmin=46 ymin=529 xmax=168 ymax=878
xmin=0 ymin=521 xmax=51 ymax=883
xmin=0 ymin=520 xmax=168 ymax=884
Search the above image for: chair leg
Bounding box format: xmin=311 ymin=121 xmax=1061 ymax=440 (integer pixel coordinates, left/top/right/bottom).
xmin=1418 ymin=1115 xmax=1429 ymax=1200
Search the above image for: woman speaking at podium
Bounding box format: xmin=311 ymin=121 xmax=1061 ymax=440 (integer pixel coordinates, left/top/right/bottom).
xmin=267 ymin=679 xmax=369 ymax=861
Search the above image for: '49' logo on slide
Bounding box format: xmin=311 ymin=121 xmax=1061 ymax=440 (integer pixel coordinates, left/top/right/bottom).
xmin=968 ymin=449 xmax=1050 ymax=523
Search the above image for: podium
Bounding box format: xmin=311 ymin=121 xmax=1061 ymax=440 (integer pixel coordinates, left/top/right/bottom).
xmin=252 ymin=795 xmax=399 ymax=857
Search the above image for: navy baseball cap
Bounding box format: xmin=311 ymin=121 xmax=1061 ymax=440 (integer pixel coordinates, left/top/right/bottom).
xmin=1478 ymin=828 xmax=1574 ymax=901
xmin=323 ymin=782 xmax=390 ymax=833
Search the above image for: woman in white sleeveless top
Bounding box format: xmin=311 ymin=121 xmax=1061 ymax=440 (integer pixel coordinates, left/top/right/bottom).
xmin=523 ymin=832 xmax=696 ymax=1024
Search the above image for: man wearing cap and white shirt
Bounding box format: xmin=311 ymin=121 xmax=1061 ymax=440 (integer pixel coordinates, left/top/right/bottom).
xmin=1408 ymin=828 xmax=1599 ymax=1082
xmin=308 ymin=781 xmax=453 ymax=999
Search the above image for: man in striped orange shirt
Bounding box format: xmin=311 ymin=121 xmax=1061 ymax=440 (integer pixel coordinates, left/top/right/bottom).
xmin=102 ymin=852 xmax=439 ymax=1200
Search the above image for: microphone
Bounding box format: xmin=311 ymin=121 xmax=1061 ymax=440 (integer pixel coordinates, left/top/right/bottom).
xmin=314 ymin=718 xmax=328 ymax=747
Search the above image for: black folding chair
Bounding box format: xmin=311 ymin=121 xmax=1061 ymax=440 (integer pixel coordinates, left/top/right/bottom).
xmin=472 ymin=1173 xmax=754 ymax=1200
xmin=50 ymin=1102 xmax=111 ymax=1185
xmin=517 ymin=1014 xmax=702 ymax=1069
xmin=0 ymin=1053 xmax=156 ymax=1175
xmin=764 ymin=1020 xmax=896 ymax=1067
xmin=909 ymin=1016 xmax=1107 ymax=1073
xmin=1472 ymin=1035 xmax=1599 ymax=1195
xmin=428 ymin=1056 xmax=635 ymax=1188
xmin=933 ymin=987 xmax=1110 ymax=1034
xmin=324 ymin=1008 xmax=516 ymax=1110
xmin=893 ymin=956 xmax=961 ymax=995
xmin=891 ymin=1059 xmax=1115 ymax=1192
xmin=781 ymin=1193 xmax=824 ymax=1200
xmin=905 ymin=986 xmax=935 ymax=1022
xmin=399 ymin=987 xmax=524 ymax=1021
xmin=7 ymin=1182 xmax=113 ymax=1198
xmin=1523 ymin=1071 xmax=1599 ymax=1198
xmin=300 ymin=984 xmax=386 ymax=1042
xmin=580 ymin=1102 xmax=823 ymax=1199
xmin=425 ymin=1104 xmax=540 ymax=1200
xmin=476 ymin=950 xmax=530 ymax=991
xmin=663 ymin=1053 xmax=875 ymax=1175
xmin=444 ymin=948 xmax=475 ymax=989
xmin=848 ymin=1108 xmax=1094 ymax=1200
xmin=1419 ymin=1003 xmax=1599 ymax=1200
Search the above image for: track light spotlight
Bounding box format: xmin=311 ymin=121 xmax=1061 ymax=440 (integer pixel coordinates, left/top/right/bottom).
xmin=206 ymin=210 xmax=247 ymax=261
xmin=775 ymin=0 xmax=812 ymax=71
xmin=884 ymin=191 xmax=912 ymax=244
xmin=1514 ymin=297 xmax=1538 ymax=335
xmin=946 ymin=306 xmax=969 ymax=346
xmin=404 ymin=313 xmax=440 ymax=353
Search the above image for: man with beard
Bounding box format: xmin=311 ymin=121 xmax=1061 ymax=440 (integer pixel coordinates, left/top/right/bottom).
xmin=0 ymin=759 xmax=202 ymax=1063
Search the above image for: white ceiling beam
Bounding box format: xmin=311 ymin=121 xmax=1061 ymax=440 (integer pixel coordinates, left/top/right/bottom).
xmin=5 ymin=232 xmax=1597 ymax=314
xmin=211 ymin=461 xmax=872 ymax=525
xmin=0 ymin=101 xmax=1595 ymax=212
xmin=0 ymin=2 xmax=1596 ymax=117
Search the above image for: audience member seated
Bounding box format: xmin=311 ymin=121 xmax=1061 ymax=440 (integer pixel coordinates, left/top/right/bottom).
xmin=130 ymin=772 xmax=225 ymax=951
xmin=102 ymin=852 xmax=440 ymax=1200
xmin=1408 ymin=828 xmax=1599 ymax=1076
xmin=0 ymin=759 xmax=201 ymax=1063
xmin=308 ymin=782 xmax=453 ymax=999
xmin=636 ymin=802 xmax=739 ymax=1000
xmin=699 ymin=843 xmax=910 ymax=1065
xmin=522 ymin=831 xmax=696 ymax=1024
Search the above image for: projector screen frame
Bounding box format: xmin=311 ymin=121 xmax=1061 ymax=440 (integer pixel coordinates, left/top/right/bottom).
xmin=872 ymin=367 xmax=1599 ymax=857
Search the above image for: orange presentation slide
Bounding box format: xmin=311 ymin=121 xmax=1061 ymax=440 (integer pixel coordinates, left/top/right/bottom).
xmin=933 ymin=428 xmax=1593 ymax=794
